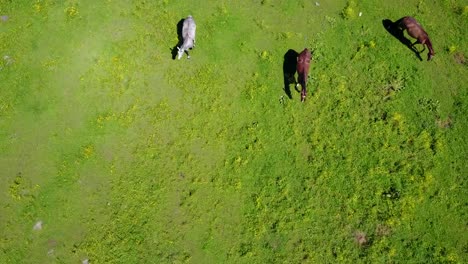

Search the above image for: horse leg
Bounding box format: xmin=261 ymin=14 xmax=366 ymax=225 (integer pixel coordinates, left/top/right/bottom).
xmin=296 ymin=74 xmax=304 ymax=91
xmin=295 ymin=82 xmax=301 ymax=93
xmin=185 ymin=50 xmax=190 ymax=59
xmin=411 ymin=41 xmax=426 ymax=53
xmin=420 ymin=44 xmax=426 ymax=53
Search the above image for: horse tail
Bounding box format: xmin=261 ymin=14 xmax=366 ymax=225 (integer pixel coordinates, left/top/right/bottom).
xmin=395 ymin=17 xmax=408 ymax=29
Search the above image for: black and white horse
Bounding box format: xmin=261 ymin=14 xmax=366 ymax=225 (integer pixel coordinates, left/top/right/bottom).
xmin=177 ymin=15 xmax=196 ymax=59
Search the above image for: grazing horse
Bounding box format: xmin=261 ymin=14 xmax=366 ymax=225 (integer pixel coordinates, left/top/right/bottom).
xmin=296 ymin=48 xmax=312 ymax=102
xmin=397 ymin=16 xmax=435 ymax=61
xmin=177 ymin=15 xmax=196 ymax=60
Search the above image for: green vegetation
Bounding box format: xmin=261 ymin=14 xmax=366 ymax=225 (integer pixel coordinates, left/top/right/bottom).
xmin=1 ymin=0 xmax=467 ymax=263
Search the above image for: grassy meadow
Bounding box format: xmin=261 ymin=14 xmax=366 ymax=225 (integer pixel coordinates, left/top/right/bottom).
xmin=1 ymin=0 xmax=467 ymax=263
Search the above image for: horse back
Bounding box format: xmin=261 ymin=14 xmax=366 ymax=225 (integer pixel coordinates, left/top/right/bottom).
xmin=182 ymin=16 xmax=196 ymax=40
xmin=400 ymin=16 xmax=428 ymax=43
xmin=296 ymin=49 xmax=311 ymax=75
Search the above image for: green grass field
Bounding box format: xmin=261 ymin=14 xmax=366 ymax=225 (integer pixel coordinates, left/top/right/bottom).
xmin=1 ymin=0 xmax=467 ymax=263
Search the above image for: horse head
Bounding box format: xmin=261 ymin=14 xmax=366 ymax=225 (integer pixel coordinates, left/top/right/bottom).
xmin=426 ymin=38 xmax=435 ymax=61
xmin=177 ymin=46 xmax=184 ymax=60
xmin=301 ymin=89 xmax=307 ymax=102
xmin=427 ymin=52 xmax=434 ymax=61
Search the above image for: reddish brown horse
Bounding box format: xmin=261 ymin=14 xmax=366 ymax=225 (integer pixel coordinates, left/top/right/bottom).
xmin=397 ymin=16 xmax=435 ymax=61
xmin=296 ymin=48 xmax=312 ymax=102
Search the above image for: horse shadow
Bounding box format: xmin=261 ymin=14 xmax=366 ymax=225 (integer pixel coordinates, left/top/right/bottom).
xmin=171 ymin=18 xmax=185 ymax=60
xmin=282 ymin=49 xmax=298 ymax=99
xmin=382 ymin=19 xmax=422 ymax=61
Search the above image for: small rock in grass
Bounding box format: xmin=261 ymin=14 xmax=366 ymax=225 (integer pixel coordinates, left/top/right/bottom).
xmin=33 ymin=220 xmax=43 ymax=230
xmin=315 ymin=2 xmax=320 ymax=6
xmin=3 ymin=55 xmax=13 ymax=66
xmin=82 ymin=259 xmax=89 ymax=264
xmin=1 ymin=15 xmax=8 ymax=22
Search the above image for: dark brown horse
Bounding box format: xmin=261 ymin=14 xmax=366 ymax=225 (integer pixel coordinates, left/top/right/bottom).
xmin=296 ymin=48 xmax=312 ymax=102
xmin=397 ymin=16 xmax=435 ymax=61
